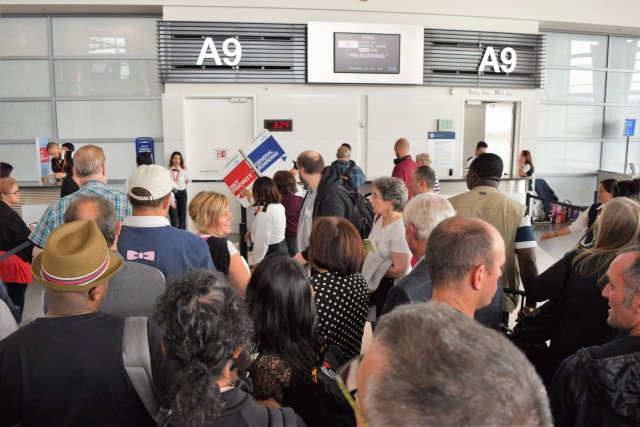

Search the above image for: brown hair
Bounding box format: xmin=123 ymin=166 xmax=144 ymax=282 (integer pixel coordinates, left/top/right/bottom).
xmin=189 ymin=191 xmax=230 ymax=233
xmin=252 ymin=176 xmax=281 ymax=206
xmin=273 ymin=170 xmax=298 ymax=195
xmin=520 ymin=150 xmax=534 ymax=173
xmin=308 ymin=216 xmax=366 ymax=276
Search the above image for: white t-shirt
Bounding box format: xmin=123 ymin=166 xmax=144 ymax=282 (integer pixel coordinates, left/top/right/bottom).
xmin=169 ymin=167 xmax=189 ymax=191
xmin=250 ymin=203 xmax=286 ymax=265
xmin=367 ymin=216 xmax=412 ymax=276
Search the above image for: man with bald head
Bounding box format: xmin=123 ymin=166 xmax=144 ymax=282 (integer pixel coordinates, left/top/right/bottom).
xmin=425 ymin=216 xmax=506 ymax=318
xmin=391 ymin=138 xmax=416 ymax=192
xmin=295 ymin=150 xmax=356 ymax=261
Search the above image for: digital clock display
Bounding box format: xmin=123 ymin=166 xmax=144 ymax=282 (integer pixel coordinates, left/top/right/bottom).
xmin=264 ymin=120 xmax=293 ymax=132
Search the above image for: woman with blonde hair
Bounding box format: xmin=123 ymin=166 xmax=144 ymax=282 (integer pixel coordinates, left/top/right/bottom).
xmin=525 ymin=197 xmax=640 ymax=384
xmin=414 ymin=153 xmax=440 ymax=193
xmin=189 ymin=191 xmax=250 ymax=296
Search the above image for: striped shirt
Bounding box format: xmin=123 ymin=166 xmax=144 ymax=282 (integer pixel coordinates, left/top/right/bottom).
xmin=29 ymin=181 xmax=132 ymax=248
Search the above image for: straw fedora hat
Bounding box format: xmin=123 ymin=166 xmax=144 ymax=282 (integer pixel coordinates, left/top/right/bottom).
xmin=31 ymin=219 xmax=123 ymax=292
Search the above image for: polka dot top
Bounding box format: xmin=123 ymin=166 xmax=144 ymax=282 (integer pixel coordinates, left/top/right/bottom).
xmin=310 ymin=271 xmax=369 ymax=360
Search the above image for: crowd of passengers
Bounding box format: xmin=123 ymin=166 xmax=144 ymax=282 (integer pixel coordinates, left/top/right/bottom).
xmin=1 ymin=142 xmax=640 ymax=426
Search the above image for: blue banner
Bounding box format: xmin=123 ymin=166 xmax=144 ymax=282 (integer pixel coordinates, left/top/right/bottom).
xmin=428 ymin=131 xmax=456 ymax=140
xmin=624 ymin=119 xmax=636 ymax=137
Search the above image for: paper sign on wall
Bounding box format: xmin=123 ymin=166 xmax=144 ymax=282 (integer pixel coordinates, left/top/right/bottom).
xmin=427 ymin=131 xmax=456 ymax=170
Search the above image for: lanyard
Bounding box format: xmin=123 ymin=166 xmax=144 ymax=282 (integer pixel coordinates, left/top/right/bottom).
xmin=171 ymin=169 xmax=180 ymax=183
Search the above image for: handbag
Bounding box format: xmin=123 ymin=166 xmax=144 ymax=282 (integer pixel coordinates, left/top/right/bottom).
xmin=512 ymin=300 xmax=560 ymax=344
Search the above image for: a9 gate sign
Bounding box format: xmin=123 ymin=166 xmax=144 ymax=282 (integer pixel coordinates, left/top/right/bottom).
xmin=478 ymin=46 xmax=517 ymax=74
xmin=196 ymin=37 xmax=242 ymax=66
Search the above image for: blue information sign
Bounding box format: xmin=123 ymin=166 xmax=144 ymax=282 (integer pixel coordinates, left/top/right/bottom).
xmin=624 ymin=119 xmax=636 ymax=137
xmin=135 ymin=137 xmax=155 ymax=163
xmin=246 ymin=135 xmax=286 ymax=173
xmin=428 ymin=131 xmax=456 ymax=139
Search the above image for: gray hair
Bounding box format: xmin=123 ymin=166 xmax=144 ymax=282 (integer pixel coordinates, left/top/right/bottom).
xmin=366 ymin=301 xmax=552 ymax=427
xmin=621 ymin=247 xmax=640 ymax=307
xmin=73 ymin=145 xmax=105 ymax=177
xmin=373 ymin=177 xmax=407 ymax=212
xmin=425 ymin=217 xmax=499 ymax=289
xmin=403 ymin=193 xmax=455 ymax=241
xmin=63 ymin=194 xmax=117 ymax=247
xmin=336 ymin=146 xmax=350 ymax=159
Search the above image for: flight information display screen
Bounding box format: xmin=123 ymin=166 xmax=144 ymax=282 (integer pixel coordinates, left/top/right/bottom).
xmin=334 ymin=32 xmax=401 ymax=74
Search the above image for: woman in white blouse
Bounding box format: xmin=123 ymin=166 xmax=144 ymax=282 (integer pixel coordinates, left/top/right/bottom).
xmin=168 ymin=151 xmax=189 ymax=230
xmin=244 ymin=176 xmax=287 ymax=268
xmin=366 ymin=176 xmax=412 ymax=318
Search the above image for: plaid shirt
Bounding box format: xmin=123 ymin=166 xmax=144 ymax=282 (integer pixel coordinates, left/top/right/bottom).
xmin=331 ymin=160 xmax=366 ymax=190
xmin=29 ymin=181 xmax=132 ymax=248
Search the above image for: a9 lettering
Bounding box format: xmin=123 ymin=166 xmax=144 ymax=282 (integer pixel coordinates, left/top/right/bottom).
xmin=478 ymin=47 xmax=517 ymax=74
xmin=196 ymin=37 xmax=242 ymax=66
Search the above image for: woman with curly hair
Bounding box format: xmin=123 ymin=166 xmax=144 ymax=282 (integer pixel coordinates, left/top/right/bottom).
xmin=156 ymin=270 xmax=304 ymax=426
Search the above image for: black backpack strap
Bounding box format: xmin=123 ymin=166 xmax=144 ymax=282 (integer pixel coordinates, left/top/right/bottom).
xmin=122 ymin=316 xmax=162 ymax=422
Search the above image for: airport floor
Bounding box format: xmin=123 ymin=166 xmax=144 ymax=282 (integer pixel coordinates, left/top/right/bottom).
xmin=17 ymin=221 xmax=582 ymax=331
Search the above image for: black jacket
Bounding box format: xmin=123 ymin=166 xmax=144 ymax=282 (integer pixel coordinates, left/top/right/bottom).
xmin=312 ymin=167 xmax=354 ymax=224
xmin=0 ymin=201 xmax=33 ymax=263
xmin=549 ymin=336 xmax=640 ymax=426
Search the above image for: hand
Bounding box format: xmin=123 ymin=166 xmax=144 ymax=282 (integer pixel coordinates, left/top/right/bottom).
xmin=244 ymin=231 xmax=251 ymax=242
xmin=293 ymin=252 xmax=307 ymax=265
xmin=242 ymin=188 xmax=252 ymax=200
xmin=54 ymin=172 xmax=66 ymax=179
xmin=516 ymin=305 xmax=536 ymax=322
xmin=541 ymin=231 xmax=555 ymax=241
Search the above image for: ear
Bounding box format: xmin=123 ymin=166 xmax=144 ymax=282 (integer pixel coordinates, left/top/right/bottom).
xmin=160 ymin=338 xmax=167 ymax=356
xmin=408 ymin=222 xmax=419 ymax=242
xmin=232 ymin=346 xmax=242 ymax=360
xmin=115 ymin=220 xmax=122 ymax=236
xmin=470 ymin=264 xmax=485 ymax=291
xmin=89 ymin=281 xmax=108 ymax=302
xmin=72 ymin=165 xmax=77 ymax=176
xmin=162 ymin=195 xmax=171 ymax=210
xmin=101 ymin=163 xmax=107 ymax=176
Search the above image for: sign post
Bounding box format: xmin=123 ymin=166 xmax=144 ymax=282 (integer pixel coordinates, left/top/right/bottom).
xmin=624 ymin=119 xmax=636 ymax=174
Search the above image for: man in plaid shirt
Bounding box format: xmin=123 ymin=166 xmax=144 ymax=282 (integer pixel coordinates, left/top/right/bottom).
xmin=29 ymin=145 xmax=132 ymax=249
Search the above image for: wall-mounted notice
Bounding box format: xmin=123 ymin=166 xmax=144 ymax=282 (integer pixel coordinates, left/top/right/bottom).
xmin=427 ymin=131 xmax=456 ymax=170
xmin=222 ymin=130 xmax=289 ymax=207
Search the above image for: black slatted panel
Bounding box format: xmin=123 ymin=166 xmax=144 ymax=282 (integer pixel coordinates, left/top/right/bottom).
xmin=158 ymin=21 xmax=307 ymax=83
xmin=424 ymin=29 xmax=546 ymax=88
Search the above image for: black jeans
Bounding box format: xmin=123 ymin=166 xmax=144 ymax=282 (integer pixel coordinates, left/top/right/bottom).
xmin=170 ymin=189 xmax=188 ymax=230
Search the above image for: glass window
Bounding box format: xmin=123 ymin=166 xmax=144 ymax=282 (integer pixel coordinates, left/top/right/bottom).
xmin=538 ymin=69 xmax=605 ymax=102
xmin=54 ymin=60 xmax=162 ymax=97
xmin=600 ymin=140 xmax=630 ymax=173
xmin=0 ymin=102 xmax=53 ymax=140
xmin=52 ymin=17 xmax=157 ymax=56
xmin=0 ymin=60 xmax=51 ymax=98
xmin=0 ymin=17 xmax=49 ymax=56
xmin=545 ymin=33 xmax=608 ymax=69
xmin=56 ymin=100 xmax=162 ymax=139
xmin=603 ymin=106 xmax=640 ymax=138
xmin=535 ymin=139 xmax=601 ymax=173
xmin=606 ymin=72 xmax=640 ymax=104
xmin=609 ymin=37 xmax=640 ymax=71
xmin=538 ymin=105 xmax=604 ymax=139
xmin=0 ymin=143 xmax=40 ymax=181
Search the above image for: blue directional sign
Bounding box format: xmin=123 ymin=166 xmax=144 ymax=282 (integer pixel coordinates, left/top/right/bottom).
xmin=246 ymin=134 xmax=286 ymax=174
xmin=428 ymin=131 xmax=456 ymax=140
xmin=624 ymin=119 xmax=636 ymax=137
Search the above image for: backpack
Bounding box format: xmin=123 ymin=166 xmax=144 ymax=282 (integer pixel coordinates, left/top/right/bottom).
xmin=332 ymin=161 xmax=357 ymax=193
xmin=304 ymin=345 xmax=356 ymax=427
xmin=339 ymin=186 xmax=375 ymax=239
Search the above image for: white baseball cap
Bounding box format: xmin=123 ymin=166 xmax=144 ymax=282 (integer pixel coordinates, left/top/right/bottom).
xmin=128 ymin=164 xmax=176 ymax=201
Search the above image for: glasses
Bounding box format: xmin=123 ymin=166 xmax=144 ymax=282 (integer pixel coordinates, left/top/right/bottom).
xmin=2 ymin=190 xmax=20 ymax=196
xmin=336 ymin=354 xmax=370 ymax=427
